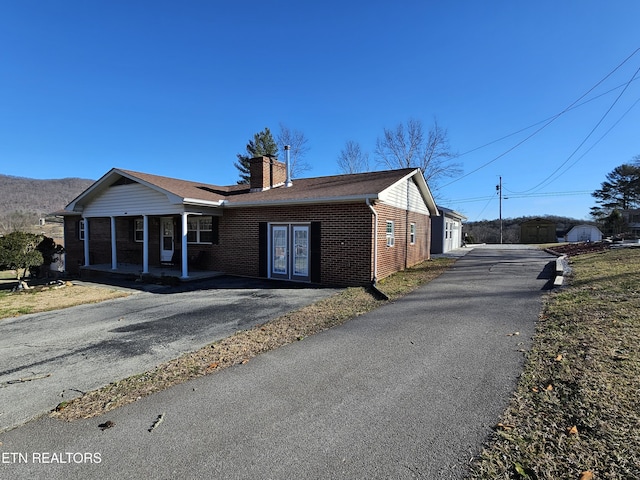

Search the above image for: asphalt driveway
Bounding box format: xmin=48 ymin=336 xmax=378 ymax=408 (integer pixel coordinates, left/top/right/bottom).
xmin=0 ymin=276 xmax=338 ymax=433
xmin=0 ymin=245 xmax=555 ymax=479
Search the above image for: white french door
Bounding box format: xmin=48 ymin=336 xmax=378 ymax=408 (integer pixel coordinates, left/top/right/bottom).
xmin=160 ymin=217 xmax=174 ymax=263
xmin=271 ymin=225 xmax=289 ymax=279
xmin=270 ymin=224 xmax=310 ymax=282
xmin=292 ymin=226 xmax=309 ymax=279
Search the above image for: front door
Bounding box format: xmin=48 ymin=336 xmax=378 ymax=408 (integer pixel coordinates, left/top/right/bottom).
xmin=160 ymin=217 xmax=174 ymax=263
xmin=271 ymin=225 xmax=289 ymax=280
xmin=292 ymin=225 xmax=310 ymax=282
xmin=270 ymin=224 xmax=310 ymax=282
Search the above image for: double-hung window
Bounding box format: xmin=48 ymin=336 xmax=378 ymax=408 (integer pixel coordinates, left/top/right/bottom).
xmin=78 ymin=220 xmax=85 ymax=240
xmin=410 ymin=223 xmax=416 ymax=244
xmin=134 ymin=219 xmax=144 ymax=242
xmin=386 ymin=221 xmax=395 ymax=247
xmin=188 ymin=216 xmax=213 ymax=244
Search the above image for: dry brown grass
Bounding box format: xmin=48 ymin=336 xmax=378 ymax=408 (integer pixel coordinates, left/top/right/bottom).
xmin=470 ymin=247 xmax=640 ymax=480
xmin=0 ymin=283 xmax=130 ymax=319
xmin=51 ymin=257 xmax=455 ymax=421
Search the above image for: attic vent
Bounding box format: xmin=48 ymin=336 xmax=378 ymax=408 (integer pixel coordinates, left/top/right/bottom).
xmin=110 ymin=177 xmax=139 ymax=187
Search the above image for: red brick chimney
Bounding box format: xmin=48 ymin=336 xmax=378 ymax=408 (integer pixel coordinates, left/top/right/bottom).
xmin=249 ymin=156 xmax=287 ymax=192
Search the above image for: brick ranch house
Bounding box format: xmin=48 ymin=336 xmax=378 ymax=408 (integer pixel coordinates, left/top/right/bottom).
xmin=62 ymin=157 xmax=439 ymax=286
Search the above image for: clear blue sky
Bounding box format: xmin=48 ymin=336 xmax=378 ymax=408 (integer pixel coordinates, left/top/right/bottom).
xmin=1 ymin=1 xmax=639 ymax=221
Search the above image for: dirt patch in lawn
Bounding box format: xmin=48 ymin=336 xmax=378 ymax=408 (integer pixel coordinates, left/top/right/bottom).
xmin=50 ymin=257 xmax=456 ymax=421
xmin=0 ymin=283 xmax=131 ymax=320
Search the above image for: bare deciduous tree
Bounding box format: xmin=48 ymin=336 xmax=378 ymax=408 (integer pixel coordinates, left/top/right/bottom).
xmin=375 ymin=118 xmax=461 ymax=196
xmin=337 ymin=140 xmax=370 ymax=174
xmin=0 ymin=211 xmax=39 ymax=235
xmin=276 ymin=123 xmax=311 ymax=178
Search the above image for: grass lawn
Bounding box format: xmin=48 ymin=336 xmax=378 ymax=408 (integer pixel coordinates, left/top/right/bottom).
xmin=471 ymin=247 xmax=640 ymax=479
xmin=0 ymin=272 xmax=130 ymax=320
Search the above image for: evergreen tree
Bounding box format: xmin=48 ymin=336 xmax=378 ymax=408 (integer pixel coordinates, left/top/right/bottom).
xmin=591 ymin=162 xmax=640 ymax=212
xmin=235 ymin=128 xmax=279 ymax=184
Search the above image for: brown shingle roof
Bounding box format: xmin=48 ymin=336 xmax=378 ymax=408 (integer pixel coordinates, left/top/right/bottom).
xmin=118 ymin=169 xmax=231 ymax=203
xmin=119 ymin=168 xmax=418 ymax=205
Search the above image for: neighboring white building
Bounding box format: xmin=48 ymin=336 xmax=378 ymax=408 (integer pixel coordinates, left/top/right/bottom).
xmin=431 ymin=207 xmax=466 ymax=254
xmin=565 ymin=224 xmax=603 ymax=243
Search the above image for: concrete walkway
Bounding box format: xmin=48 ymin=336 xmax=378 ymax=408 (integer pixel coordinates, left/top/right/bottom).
xmin=0 ymin=246 xmax=555 ymax=479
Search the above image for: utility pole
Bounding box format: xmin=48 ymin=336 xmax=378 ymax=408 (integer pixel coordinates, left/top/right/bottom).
xmin=496 ymin=176 xmax=503 ymax=244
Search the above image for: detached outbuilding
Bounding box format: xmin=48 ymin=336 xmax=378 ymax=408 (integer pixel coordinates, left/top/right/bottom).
xmin=63 ymin=158 xmax=439 ymax=286
xmin=520 ymin=218 xmax=557 ymax=244
xmin=431 ymin=207 xmax=466 ymax=254
xmin=565 ymin=224 xmax=603 ymax=243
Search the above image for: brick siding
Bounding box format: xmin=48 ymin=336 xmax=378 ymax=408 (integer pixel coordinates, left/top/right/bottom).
xmin=64 ymin=201 xmax=431 ymax=286
xmin=373 ymin=203 xmax=431 ymax=281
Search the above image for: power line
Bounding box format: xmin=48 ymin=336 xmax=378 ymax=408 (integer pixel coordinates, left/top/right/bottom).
xmin=511 ymin=63 xmax=640 ymax=194
xmin=441 ymin=47 xmax=640 ymax=188
xmin=454 ymin=190 xmax=593 ymax=204
xmin=456 ymin=77 xmax=640 ymax=159
xmin=518 ymin=94 xmax=640 ymax=193
xmin=473 ymin=195 xmax=496 ymax=221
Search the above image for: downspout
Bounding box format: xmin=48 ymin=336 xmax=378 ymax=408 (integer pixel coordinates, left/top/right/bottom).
xmin=405 ymin=178 xmax=410 ymax=270
xmin=367 ymin=198 xmax=389 ymax=301
xmin=366 ymin=198 xmax=378 ymax=284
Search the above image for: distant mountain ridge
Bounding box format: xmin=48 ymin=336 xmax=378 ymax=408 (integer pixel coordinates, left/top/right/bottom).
xmin=0 ymin=174 xmax=94 ymax=217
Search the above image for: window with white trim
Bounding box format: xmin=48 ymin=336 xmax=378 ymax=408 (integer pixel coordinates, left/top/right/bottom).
xmin=410 ymin=223 xmax=416 ymax=244
xmin=187 ymin=216 xmax=213 ymax=244
xmin=78 ymin=220 xmax=85 ymax=240
xmin=134 ymin=219 xmax=144 ymax=242
xmin=386 ymin=221 xmax=395 ymax=247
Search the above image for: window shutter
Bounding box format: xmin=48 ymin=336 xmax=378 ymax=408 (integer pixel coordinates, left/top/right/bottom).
xmin=258 ymin=222 xmax=267 ymax=278
xmin=310 ymin=222 xmax=321 ymax=283
xmin=212 ymin=217 xmax=220 ymax=245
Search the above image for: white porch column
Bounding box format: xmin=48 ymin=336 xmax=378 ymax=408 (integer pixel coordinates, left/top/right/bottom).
xmin=83 ymin=218 xmax=90 ymax=266
xmin=181 ymin=212 xmax=189 ymax=279
xmin=110 ymin=216 xmax=117 ymax=270
xmin=142 ymin=215 xmax=149 ymax=274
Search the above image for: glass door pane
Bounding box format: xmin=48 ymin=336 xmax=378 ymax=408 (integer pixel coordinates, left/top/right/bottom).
xmin=293 ymin=226 xmax=309 ymax=277
xmin=272 ymin=226 xmax=288 ymax=276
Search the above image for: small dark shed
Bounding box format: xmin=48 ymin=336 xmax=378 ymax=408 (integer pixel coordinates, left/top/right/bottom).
xmin=520 ymin=218 xmax=557 ymax=244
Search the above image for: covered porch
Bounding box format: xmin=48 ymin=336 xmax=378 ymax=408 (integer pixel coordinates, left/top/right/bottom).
xmin=80 ymin=262 xmax=224 ymax=283
xmin=65 ymin=168 xmax=226 ymax=280
xmin=80 ymin=211 xmax=220 ymax=280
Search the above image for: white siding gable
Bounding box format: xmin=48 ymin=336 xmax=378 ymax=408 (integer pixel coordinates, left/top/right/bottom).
xmin=83 ymin=183 xmax=183 ymax=217
xmin=379 ymin=178 xmax=430 ymax=215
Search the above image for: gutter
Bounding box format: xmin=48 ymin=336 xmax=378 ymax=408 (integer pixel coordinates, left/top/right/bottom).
xmin=223 ymin=194 xmax=380 ymax=208
xmin=366 ymin=198 xmax=379 ymax=285
xmin=182 ymin=198 xmax=226 ymax=207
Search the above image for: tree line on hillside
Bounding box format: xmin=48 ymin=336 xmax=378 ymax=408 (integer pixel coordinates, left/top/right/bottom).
xmin=0 ymin=175 xmax=93 ymax=235
xmin=464 ymin=216 xmax=589 ymax=244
